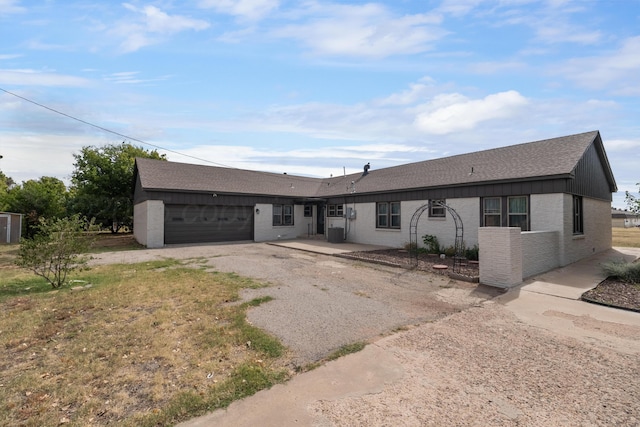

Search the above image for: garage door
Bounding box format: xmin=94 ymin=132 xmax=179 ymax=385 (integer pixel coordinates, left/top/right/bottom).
xmin=164 ymin=205 xmax=254 ymax=244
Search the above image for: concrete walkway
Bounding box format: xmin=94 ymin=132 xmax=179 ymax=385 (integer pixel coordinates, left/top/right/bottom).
xmin=179 ymin=247 xmax=640 ymax=427
xmin=518 ymin=246 xmax=640 ymax=299
xmin=266 ymin=239 xmax=391 ymax=255
xmin=498 ymin=246 xmax=640 ymax=355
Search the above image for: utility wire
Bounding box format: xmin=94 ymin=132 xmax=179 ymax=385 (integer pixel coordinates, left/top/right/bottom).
xmin=0 ymin=87 xmax=234 ymax=168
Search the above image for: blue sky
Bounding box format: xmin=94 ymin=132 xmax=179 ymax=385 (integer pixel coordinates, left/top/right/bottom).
xmin=1 ymin=0 xmax=639 ymax=208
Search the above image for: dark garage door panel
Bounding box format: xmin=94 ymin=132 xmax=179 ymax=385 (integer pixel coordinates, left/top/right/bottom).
xmin=164 ymin=205 xmax=254 ymax=244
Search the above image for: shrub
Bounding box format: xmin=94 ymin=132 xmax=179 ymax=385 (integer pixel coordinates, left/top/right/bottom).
xmin=601 ymin=261 xmax=640 ymax=284
xmin=422 ymin=235 xmax=440 ymax=254
xmin=465 ymin=244 xmax=479 ymax=261
xmin=15 ymin=216 xmax=93 ymax=288
xmin=443 ymin=245 xmax=456 ymax=257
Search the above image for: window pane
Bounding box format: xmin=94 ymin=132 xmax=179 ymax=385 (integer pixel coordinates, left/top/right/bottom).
xmin=484 ymin=198 xmax=501 ymax=213
xmin=337 ymin=205 xmax=344 ymax=216
xmin=377 ymin=203 xmax=387 ymax=227
xmin=388 ymin=202 xmax=400 ymax=228
xmin=484 ymin=214 xmax=501 ymax=226
xmin=509 ymin=214 xmax=527 ymax=229
xmin=573 ymin=196 xmax=583 ymax=234
xmin=508 ymin=197 xmax=527 ymax=214
xmin=430 ymin=199 xmax=445 ymax=217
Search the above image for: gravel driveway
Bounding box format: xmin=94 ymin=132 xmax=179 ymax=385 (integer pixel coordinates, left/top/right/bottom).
xmin=91 ymin=242 xmax=500 ymax=365
xmin=93 ymin=242 xmax=640 ymax=426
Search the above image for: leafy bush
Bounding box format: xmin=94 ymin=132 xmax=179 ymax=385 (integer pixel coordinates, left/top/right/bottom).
xmin=465 ymin=244 xmax=479 ymax=261
xmin=601 ymin=261 xmax=640 ymax=284
xmin=443 ymin=245 xmax=456 ymax=257
xmin=422 ymin=235 xmax=440 ymax=254
xmin=15 ymin=216 xmax=93 ymax=288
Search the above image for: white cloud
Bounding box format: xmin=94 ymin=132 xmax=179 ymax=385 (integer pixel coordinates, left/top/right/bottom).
xmin=414 ymin=90 xmax=529 ymax=134
xmin=0 ymin=54 xmax=22 ymax=60
xmin=0 ymin=133 xmax=109 ymax=185
xmin=534 ymin=22 xmax=602 ymax=45
xmin=558 ymin=36 xmax=640 ymax=95
xmin=605 ymin=138 xmax=640 ymax=152
xmin=0 ymin=0 xmax=25 ymax=15
xmin=198 ymin=0 xmax=279 ymax=21
xmin=0 ymin=69 xmax=91 ymax=87
xmin=436 ymin=0 xmax=484 ymax=17
xmin=271 ymin=3 xmax=446 ymax=58
xmin=488 ymin=1 xmax=603 ymax=46
xmin=375 ymin=77 xmax=438 ymax=106
xmin=112 ymin=4 xmax=210 ymax=53
xmin=163 ymin=142 xmax=434 ymax=178
xmin=102 ymin=71 xmax=171 ymax=85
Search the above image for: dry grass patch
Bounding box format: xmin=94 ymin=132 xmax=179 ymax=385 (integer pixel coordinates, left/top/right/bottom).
xmin=0 ymin=259 xmax=289 ymax=427
xmin=88 ymin=233 xmax=144 ymax=253
xmin=612 ymin=227 xmax=640 ymax=248
xmin=0 ymin=244 xmax=20 ymax=270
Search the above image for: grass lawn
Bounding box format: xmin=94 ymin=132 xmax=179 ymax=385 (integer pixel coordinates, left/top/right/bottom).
xmin=612 ymin=227 xmax=640 ymax=248
xmin=0 ymin=247 xmax=291 ymax=426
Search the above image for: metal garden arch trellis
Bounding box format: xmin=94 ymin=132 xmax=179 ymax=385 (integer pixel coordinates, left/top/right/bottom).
xmin=409 ymin=201 xmax=465 ymax=273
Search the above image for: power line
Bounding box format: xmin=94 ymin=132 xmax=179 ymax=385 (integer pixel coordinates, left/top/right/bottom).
xmin=0 ymin=87 xmax=234 ymax=168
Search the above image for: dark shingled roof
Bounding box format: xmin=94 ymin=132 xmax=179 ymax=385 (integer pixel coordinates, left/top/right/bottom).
xmin=136 ymin=130 xmax=616 ymax=197
xmin=135 ymin=158 xmax=324 ymax=197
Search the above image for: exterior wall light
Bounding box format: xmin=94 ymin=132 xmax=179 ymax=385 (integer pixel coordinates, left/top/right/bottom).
xmin=255 ymin=208 xmax=260 ymax=214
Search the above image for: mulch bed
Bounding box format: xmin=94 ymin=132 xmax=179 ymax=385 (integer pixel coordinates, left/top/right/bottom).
xmin=581 ymin=278 xmax=640 ymax=313
xmin=338 ymin=249 xmax=479 ymax=281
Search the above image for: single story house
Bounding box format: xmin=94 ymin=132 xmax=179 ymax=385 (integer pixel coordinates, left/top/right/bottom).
xmin=611 ymin=208 xmax=640 ymax=228
xmin=133 ymin=130 xmax=616 ymax=284
xmin=0 ymin=211 xmax=23 ymax=244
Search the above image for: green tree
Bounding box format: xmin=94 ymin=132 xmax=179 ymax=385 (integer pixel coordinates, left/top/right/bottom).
xmin=15 ymin=215 xmax=93 ymax=288
xmin=3 ymin=176 xmax=68 ymax=236
xmin=69 ymin=143 xmax=165 ymax=233
xmin=626 ymin=183 xmax=640 ymax=214
xmin=0 ymin=170 xmax=15 ymax=210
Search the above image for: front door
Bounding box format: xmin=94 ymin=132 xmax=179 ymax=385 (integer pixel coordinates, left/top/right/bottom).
xmin=316 ymin=204 xmax=325 ymax=235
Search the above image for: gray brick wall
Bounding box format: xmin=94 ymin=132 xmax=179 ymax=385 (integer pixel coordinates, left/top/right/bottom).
xmin=479 ymin=227 xmax=523 ymax=288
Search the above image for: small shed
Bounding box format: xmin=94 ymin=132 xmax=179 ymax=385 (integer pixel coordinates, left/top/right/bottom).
xmin=0 ymin=212 xmax=23 ymax=244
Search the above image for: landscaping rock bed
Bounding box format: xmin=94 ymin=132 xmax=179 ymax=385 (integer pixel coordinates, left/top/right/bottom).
xmin=582 ymin=278 xmax=640 ymax=312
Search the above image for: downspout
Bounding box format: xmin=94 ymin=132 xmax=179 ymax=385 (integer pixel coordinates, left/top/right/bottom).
xmin=344 ymin=196 xmax=348 ymax=241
